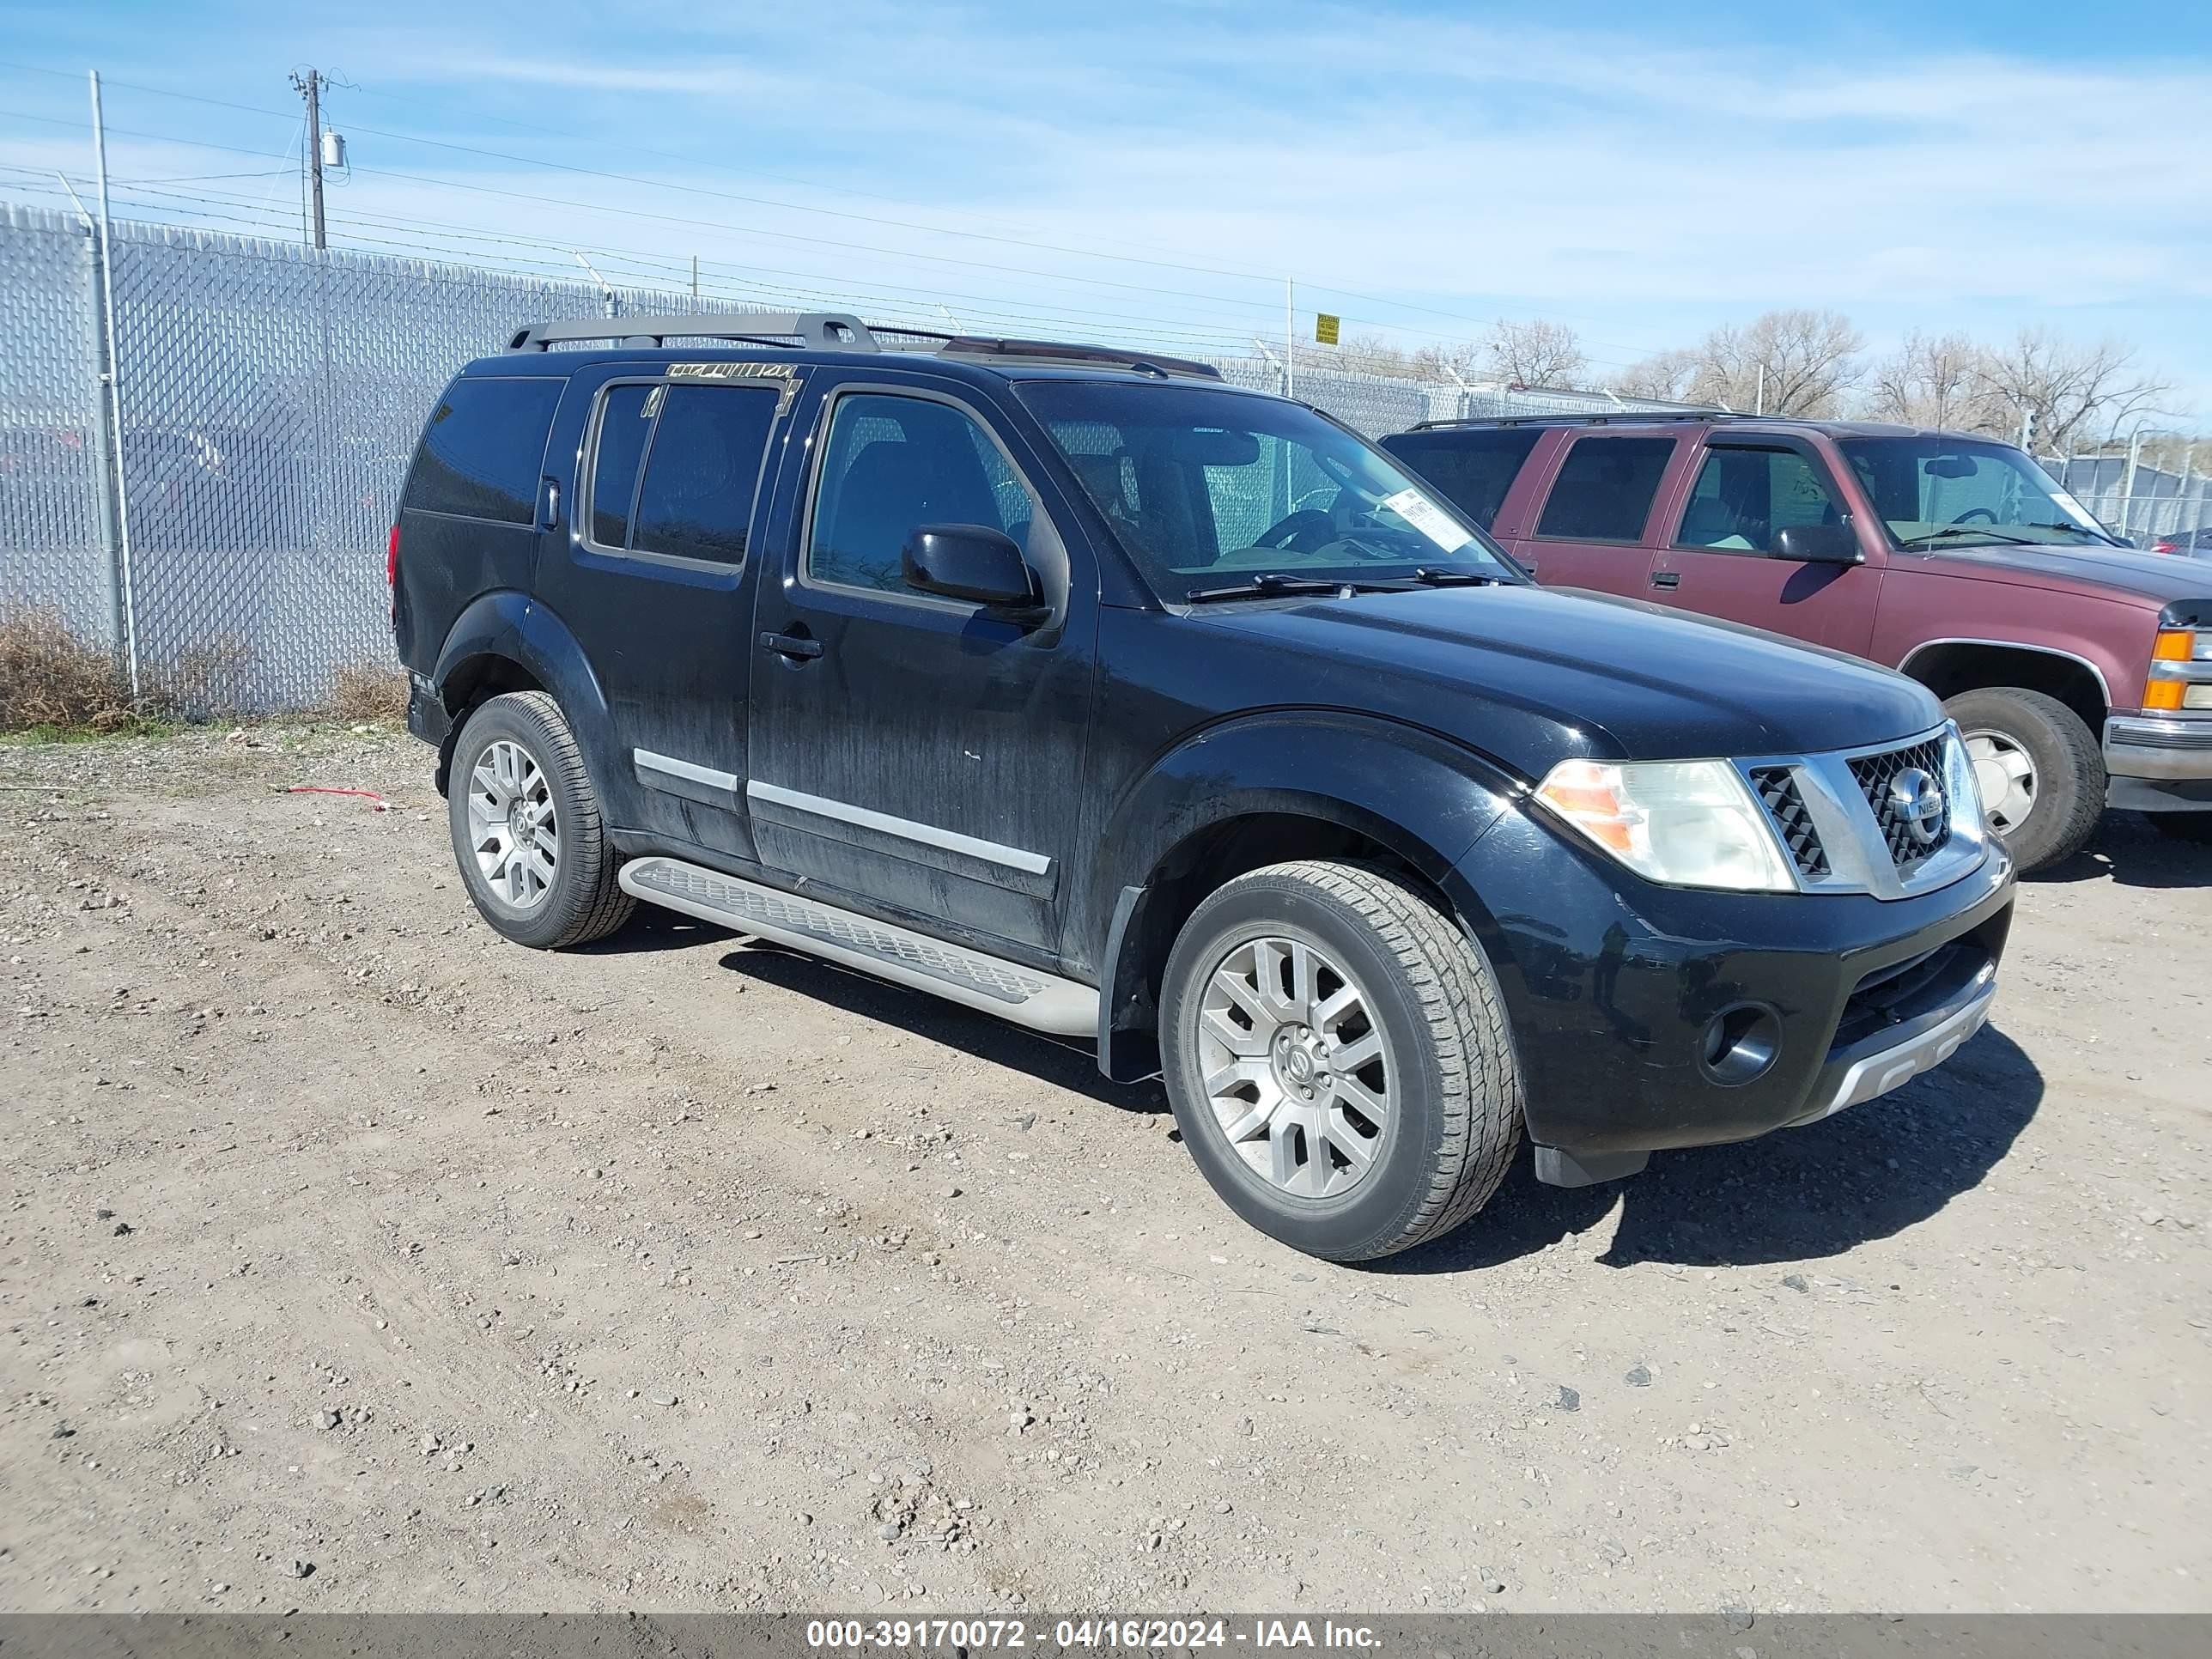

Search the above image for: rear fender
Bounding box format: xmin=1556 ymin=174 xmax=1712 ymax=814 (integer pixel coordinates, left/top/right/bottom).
xmin=431 ymin=592 xmax=617 ymax=795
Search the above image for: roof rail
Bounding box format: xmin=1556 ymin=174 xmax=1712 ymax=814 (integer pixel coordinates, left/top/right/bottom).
xmin=923 ymin=332 xmax=1222 ymax=380
xmin=1408 ymin=409 xmax=1733 ymax=432
xmin=503 ymin=313 xmax=1223 ymax=380
xmin=506 ymin=313 xmax=878 ymax=352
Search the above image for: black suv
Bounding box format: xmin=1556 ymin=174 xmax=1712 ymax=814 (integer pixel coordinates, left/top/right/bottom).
xmin=392 ymin=313 xmax=2014 ymax=1261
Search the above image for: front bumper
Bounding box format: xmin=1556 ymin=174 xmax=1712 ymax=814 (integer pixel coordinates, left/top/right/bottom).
xmin=2105 ymin=714 xmax=2212 ymax=811
xmin=1449 ymin=808 xmax=2015 ymax=1179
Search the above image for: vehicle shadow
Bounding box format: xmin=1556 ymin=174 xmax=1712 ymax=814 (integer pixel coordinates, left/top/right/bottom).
xmin=606 ymin=910 xmax=2043 ymax=1272
xmin=708 ymin=937 xmax=1149 ymax=1111
xmin=1376 ymin=1022 xmax=2044 ymax=1274
xmin=573 ymin=903 xmax=740 ymax=955
xmin=2026 ymin=811 xmax=2209 ymax=890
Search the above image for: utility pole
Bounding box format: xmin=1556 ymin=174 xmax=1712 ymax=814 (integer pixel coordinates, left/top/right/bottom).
xmin=1284 ymin=278 xmax=1295 ymax=399
xmin=291 ymin=70 xmax=325 ymax=250
xmin=690 ymin=254 xmax=699 ymax=302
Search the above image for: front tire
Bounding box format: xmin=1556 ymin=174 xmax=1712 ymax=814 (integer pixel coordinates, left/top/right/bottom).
xmin=1943 ymin=686 xmax=2105 ymax=872
xmin=1158 ymin=860 xmax=1522 ymax=1262
xmin=447 ymin=691 xmax=635 ymax=949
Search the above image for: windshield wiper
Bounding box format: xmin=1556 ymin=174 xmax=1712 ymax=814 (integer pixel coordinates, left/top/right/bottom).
xmin=2019 ymin=520 xmax=2118 ymax=543
xmin=1897 ymin=526 xmax=2039 ymax=549
xmin=1409 ymin=566 xmax=1499 ymax=586
xmin=1184 ymin=573 xmax=1376 ymax=605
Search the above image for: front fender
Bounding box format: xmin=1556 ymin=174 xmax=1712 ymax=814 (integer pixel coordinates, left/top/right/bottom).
xmin=1085 ymin=711 xmax=1522 ymax=1079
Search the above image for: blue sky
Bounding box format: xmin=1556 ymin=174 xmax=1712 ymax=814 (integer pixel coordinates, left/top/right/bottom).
xmin=4 ymin=0 xmax=2209 ymax=416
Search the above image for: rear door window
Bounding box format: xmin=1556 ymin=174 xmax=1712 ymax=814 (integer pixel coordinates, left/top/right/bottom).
xmin=630 ymin=386 xmax=780 ymax=564
xmin=582 ymin=382 xmax=780 ymax=566
xmin=1534 ymin=436 xmax=1677 ymax=543
xmin=402 ymin=376 xmax=562 ymax=525
xmin=588 ymin=384 xmax=657 ymax=547
xmin=1381 ymin=428 xmax=1543 ymax=529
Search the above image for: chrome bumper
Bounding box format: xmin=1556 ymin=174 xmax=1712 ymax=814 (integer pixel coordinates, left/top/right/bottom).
xmin=2105 ymin=714 xmax=2212 ymax=781
xmin=1785 ymin=969 xmax=1996 ymax=1128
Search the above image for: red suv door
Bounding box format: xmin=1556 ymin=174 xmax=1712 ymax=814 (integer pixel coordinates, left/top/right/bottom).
xmin=1501 ymin=432 xmax=1680 ymax=597
xmin=1646 ymin=433 xmax=1885 ymax=654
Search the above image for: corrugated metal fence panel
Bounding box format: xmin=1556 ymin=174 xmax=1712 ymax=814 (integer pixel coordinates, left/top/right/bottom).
xmin=0 ymin=204 xmax=109 ymax=640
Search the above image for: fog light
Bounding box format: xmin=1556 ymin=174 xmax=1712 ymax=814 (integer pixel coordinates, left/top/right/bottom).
xmin=1700 ymin=1005 xmax=1781 ymax=1085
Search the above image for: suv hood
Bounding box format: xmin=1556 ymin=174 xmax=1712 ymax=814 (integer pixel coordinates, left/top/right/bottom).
xmin=1195 ymin=584 xmax=1940 ymax=776
xmin=1923 ymin=542 xmax=2212 ymax=605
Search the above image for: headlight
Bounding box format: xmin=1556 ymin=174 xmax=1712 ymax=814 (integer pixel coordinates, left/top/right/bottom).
xmin=1940 ymin=724 xmax=1989 ymax=847
xmin=2147 ymin=629 xmax=2212 ymax=711
xmin=1534 ymin=758 xmax=1795 ymax=892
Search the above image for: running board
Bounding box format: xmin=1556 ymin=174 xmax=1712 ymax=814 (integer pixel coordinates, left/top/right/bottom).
xmin=618 ymin=856 xmax=1099 ymax=1036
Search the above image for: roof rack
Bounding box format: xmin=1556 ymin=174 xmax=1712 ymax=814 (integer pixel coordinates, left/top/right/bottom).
xmin=504 ymin=313 xmax=1223 ymax=380
xmin=507 ymin=313 xmax=879 ymax=352
xmin=1407 ymin=409 xmax=1735 ymax=432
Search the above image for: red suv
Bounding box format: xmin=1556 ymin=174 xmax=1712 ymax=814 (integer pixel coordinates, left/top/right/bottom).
xmin=1382 ymin=415 xmax=2212 ymax=870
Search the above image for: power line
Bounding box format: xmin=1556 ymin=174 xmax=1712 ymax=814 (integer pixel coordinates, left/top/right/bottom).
xmin=0 ymin=58 xmax=1679 ymax=356
xmin=0 ymin=167 xmax=1270 ymax=353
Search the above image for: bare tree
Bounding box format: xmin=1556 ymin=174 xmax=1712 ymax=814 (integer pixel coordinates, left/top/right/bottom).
xmin=1974 ymin=330 xmax=2172 ymax=453
xmin=1407 ymin=339 xmax=1486 ymax=381
xmin=1863 ymin=331 xmax=2005 ymax=432
xmin=1609 ymin=347 xmax=1701 ymax=403
xmin=1410 ymin=319 xmax=1587 ymax=388
xmin=1610 ymin=312 xmax=1864 ymax=414
xmin=1484 ymin=319 xmax=1586 ymax=388
xmin=1695 ymin=310 xmax=1865 ymax=416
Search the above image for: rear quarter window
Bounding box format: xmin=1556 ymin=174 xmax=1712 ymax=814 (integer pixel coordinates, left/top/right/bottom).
xmin=1534 ymin=435 xmax=1678 ymax=543
xmin=1381 ymin=428 xmax=1543 ymax=530
xmin=402 ymin=376 xmax=563 ymax=525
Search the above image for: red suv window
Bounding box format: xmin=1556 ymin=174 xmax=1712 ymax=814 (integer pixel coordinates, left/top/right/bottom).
xmin=1534 ymin=436 xmax=1676 ymax=543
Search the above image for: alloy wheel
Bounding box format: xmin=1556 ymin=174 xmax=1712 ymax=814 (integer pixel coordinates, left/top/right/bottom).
xmin=466 ymin=738 xmax=559 ymax=908
xmin=1195 ymin=934 xmax=1395 ymax=1200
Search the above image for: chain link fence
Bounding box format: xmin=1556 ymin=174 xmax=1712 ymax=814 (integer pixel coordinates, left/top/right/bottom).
xmin=0 ymin=206 xmax=804 ymax=709
xmin=0 ymin=204 xmax=1887 ymax=711
xmin=0 ymin=204 xmax=110 ymax=642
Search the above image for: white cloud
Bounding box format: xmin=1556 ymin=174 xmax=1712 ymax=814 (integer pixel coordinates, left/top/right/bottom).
xmin=9 ymin=1 xmax=2208 ymax=400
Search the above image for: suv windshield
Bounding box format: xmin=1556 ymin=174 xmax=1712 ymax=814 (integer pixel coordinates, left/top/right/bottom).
xmin=1838 ymin=436 xmax=2117 ymax=550
xmin=1018 ymin=380 xmax=1519 ymax=599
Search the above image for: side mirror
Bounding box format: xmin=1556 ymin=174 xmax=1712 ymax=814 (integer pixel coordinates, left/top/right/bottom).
xmin=1772 ymin=521 xmax=1863 ymax=565
xmin=902 ymin=524 xmax=1045 ymax=617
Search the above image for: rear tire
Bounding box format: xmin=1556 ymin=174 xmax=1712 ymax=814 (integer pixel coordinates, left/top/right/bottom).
xmin=447 ymin=691 xmax=635 ymax=950
xmin=1158 ymin=860 xmax=1522 ymax=1262
xmin=2148 ymin=812 xmax=2212 ymax=845
xmin=1943 ymin=686 xmax=2104 ymax=872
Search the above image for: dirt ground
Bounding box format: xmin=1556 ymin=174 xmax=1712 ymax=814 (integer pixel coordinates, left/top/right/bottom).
xmin=0 ymin=724 xmax=2205 ymax=1615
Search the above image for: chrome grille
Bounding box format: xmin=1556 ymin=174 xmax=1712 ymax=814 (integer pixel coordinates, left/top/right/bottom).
xmin=1749 ymin=766 xmax=1829 ymax=878
xmin=1847 ymin=738 xmax=1953 ymax=870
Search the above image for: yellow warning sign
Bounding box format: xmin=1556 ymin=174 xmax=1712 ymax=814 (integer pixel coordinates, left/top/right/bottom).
xmin=1315 ymin=313 xmax=1340 ymax=346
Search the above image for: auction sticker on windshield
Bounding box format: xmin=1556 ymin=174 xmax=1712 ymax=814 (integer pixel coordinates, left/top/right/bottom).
xmin=1381 ymin=487 xmax=1475 ymax=553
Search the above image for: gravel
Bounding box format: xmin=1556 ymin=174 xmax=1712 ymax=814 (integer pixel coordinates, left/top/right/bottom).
xmin=0 ymin=724 xmax=2206 ymax=1614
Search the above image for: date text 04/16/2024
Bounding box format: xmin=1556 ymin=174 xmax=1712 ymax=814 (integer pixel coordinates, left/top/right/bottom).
xmin=803 ymin=1620 xmax=1382 ymax=1651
